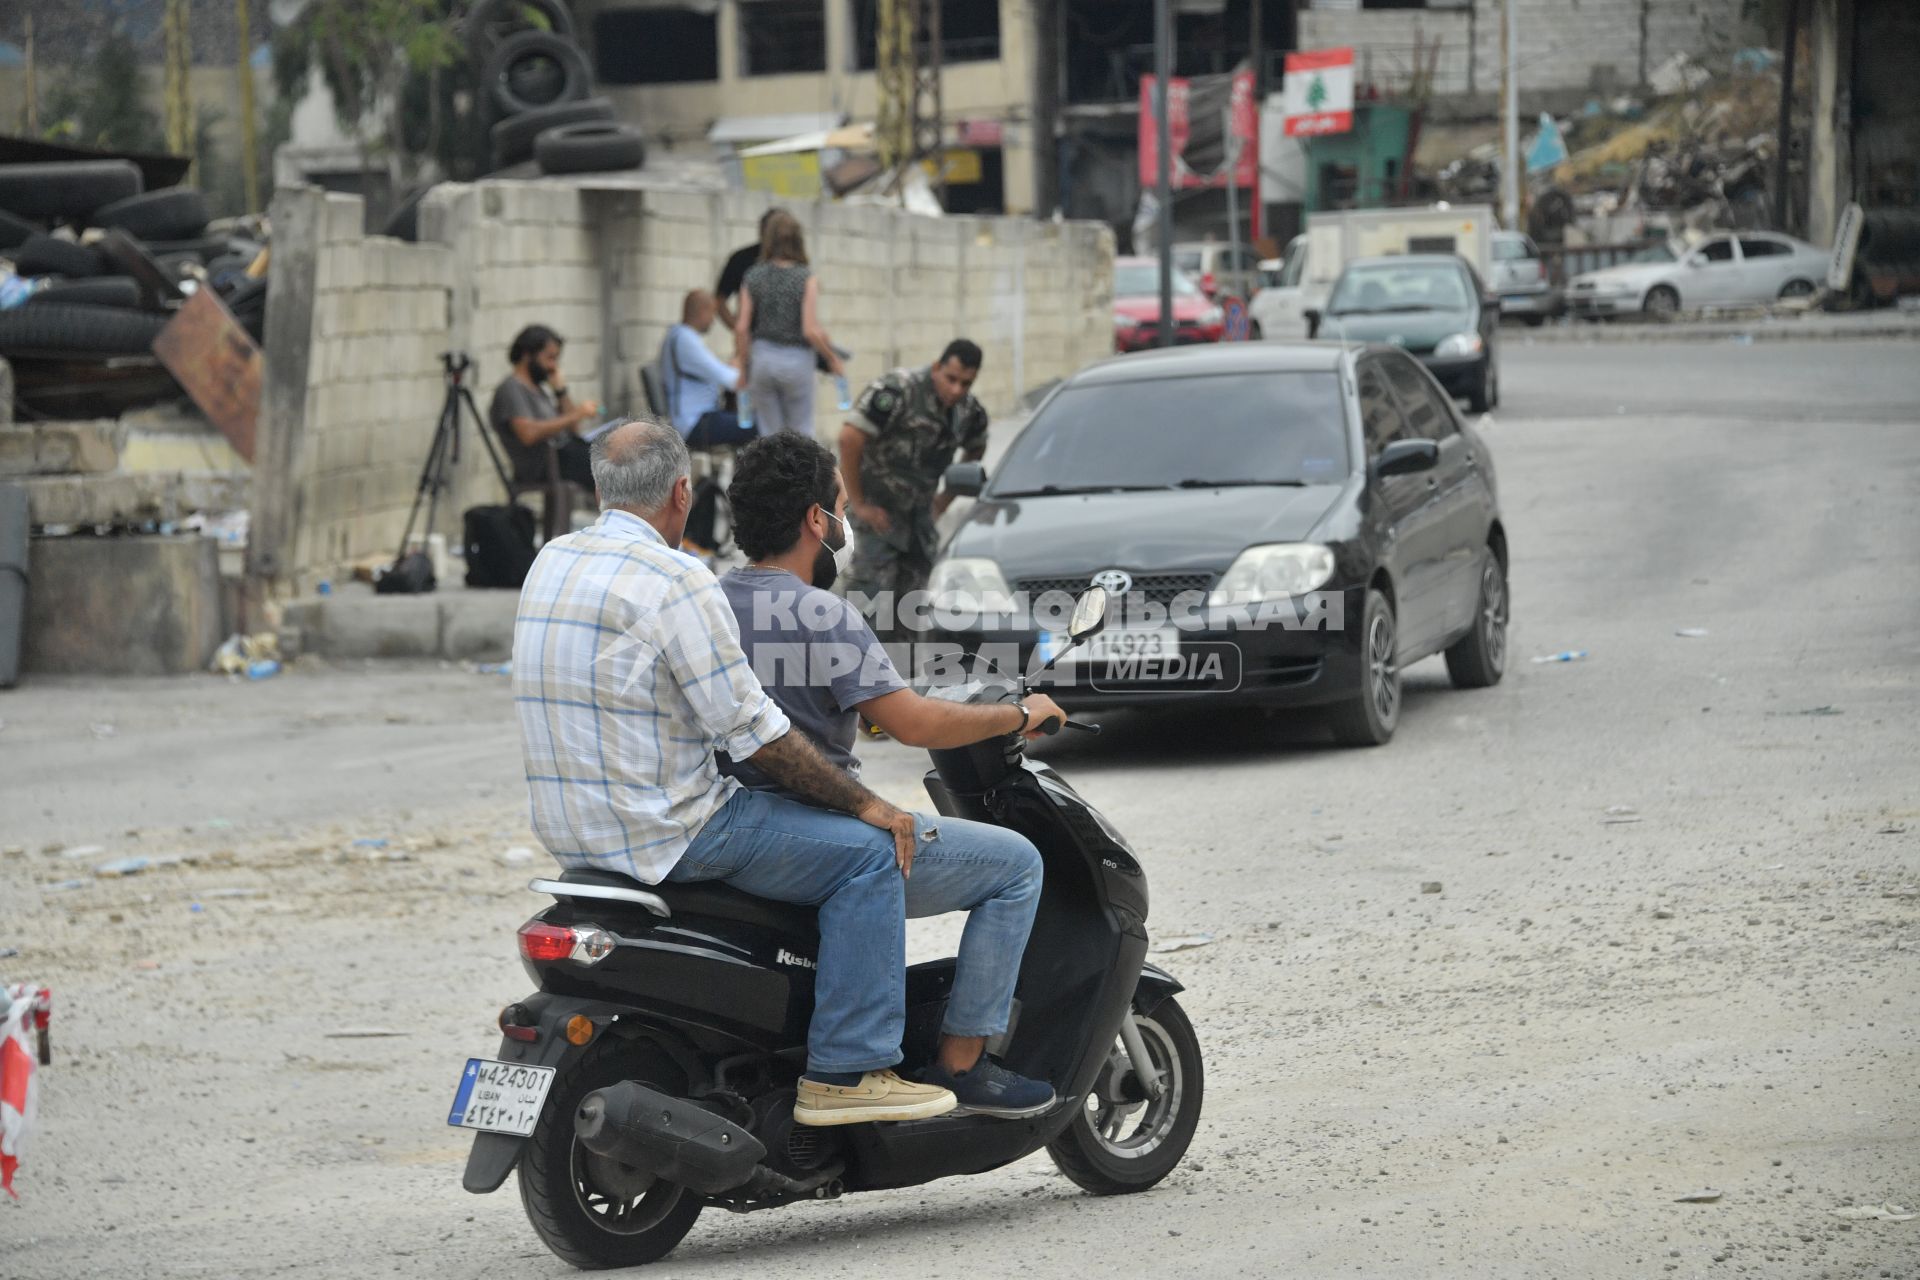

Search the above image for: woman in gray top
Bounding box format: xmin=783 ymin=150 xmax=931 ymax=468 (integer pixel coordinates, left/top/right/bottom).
xmin=734 ymin=210 xmax=845 ymax=437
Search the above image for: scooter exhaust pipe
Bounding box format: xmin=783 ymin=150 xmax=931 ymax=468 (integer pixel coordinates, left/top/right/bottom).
xmin=574 ymin=1081 xmax=768 ymax=1196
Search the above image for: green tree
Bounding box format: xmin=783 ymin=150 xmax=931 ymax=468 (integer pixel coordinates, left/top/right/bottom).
xmin=274 ymin=0 xmax=465 ymax=186
xmin=42 ymin=31 xmax=167 ymax=154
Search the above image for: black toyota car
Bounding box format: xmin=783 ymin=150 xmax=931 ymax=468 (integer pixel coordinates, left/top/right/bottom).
xmin=929 ymin=342 xmax=1508 ymax=745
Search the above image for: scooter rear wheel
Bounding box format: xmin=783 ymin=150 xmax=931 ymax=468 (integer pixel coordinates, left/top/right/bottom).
xmin=518 ymin=1036 xmax=704 ymax=1268
xmin=1046 ymin=997 xmax=1203 ymax=1195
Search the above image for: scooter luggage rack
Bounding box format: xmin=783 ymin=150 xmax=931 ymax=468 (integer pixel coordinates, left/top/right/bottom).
xmin=528 ymin=876 xmax=671 ymax=918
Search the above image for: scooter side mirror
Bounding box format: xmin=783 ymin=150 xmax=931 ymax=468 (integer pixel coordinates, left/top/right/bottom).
xmin=1068 ymin=587 xmax=1109 ymax=642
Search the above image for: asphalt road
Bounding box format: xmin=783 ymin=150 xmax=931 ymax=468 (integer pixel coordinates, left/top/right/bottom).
xmin=2 ymin=340 xmax=1917 ymax=1278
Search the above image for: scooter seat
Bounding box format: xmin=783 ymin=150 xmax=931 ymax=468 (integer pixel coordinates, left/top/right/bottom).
xmin=557 ymin=869 xmax=819 ymax=941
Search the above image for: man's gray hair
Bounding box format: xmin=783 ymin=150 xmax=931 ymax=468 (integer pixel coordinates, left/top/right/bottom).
xmin=591 ymin=417 xmax=690 ymax=513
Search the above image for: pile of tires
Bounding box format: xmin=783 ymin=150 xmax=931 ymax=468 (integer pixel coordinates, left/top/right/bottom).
xmin=468 ymin=0 xmax=645 ymax=179
xmin=0 ymin=161 xmax=267 ymax=416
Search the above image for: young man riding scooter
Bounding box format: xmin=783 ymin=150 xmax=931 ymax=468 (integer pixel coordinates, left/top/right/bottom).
xmin=718 ymin=432 xmax=1067 ymax=1118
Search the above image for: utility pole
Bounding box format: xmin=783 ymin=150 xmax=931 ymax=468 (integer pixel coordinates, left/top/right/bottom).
xmin=237 ymin=0 xmax=261 ymax=212
xmin=21 ymin=14 xmax=37 ymax=135
xmin=164 ymin=0 xmax=194 ymax=164
xmin=1031 ymin=0 xmax=1061 ymax=218
xmin=1773 ymin=0 xmax=1800 ymax=231
xmin=1499 ymin=0 xmax=1519 ymax=230
xmin=1154 ymin=0 xmax=1174 ymax=348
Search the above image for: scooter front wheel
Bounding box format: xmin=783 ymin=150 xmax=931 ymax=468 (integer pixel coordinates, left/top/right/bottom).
xmin=1046 ymin=997 xmax=1203 ymax=1195
xmin=518 ymin=1036 xmax=704 ymax=1269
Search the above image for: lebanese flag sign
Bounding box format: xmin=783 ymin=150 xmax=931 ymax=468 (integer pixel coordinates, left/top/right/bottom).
xmin=1282 ymin=47 xmax=1356 ymax=138
xmin=1 ymin=984 xmax=51 ymax=1199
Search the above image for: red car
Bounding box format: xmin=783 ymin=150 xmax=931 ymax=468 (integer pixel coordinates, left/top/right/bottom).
xmin=1111 ymin=256 xmax=1225 ymax=352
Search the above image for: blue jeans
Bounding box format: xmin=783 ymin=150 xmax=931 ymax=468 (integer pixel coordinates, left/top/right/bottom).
xmin=746 ymin=340 xmax=817 ymax=437
xmin=668 ymin=788 xmax=1043 ymax=1076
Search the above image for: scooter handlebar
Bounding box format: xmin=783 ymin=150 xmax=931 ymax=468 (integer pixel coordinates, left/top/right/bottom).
xmin=1035 ymin=716 xmax=1102 ymax=736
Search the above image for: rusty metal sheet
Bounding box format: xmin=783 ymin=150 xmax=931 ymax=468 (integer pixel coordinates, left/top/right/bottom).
xmin=151 ymin=290 xmax=261 ymax=464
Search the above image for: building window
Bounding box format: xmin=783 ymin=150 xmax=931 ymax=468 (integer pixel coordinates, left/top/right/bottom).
xmin=740 ymin=0 xmax=827 ymax=76
xmin=593 ymin=8 xmax=720 ymax=84
xmin=854 ymin=0 xmax=1001 ymax=72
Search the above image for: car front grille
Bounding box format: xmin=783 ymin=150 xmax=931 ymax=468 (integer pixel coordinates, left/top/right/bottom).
xmin=1017 ymin=572 xmax=1217 ymax=607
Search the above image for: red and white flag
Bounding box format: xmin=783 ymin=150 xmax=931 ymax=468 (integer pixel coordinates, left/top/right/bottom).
xmin=1 ymin=984 xmax=51 ymax=1199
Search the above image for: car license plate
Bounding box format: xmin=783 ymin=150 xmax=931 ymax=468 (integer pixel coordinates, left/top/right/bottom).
xmin=1043 ymin=628 xmax=1180 ymax=666
xmin=447 ymin=1058 xmax=555 ymax=1137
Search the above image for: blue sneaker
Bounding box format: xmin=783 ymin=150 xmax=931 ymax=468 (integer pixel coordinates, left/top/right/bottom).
xmin=918 ymin=1056 xmax=1056 ymax=1119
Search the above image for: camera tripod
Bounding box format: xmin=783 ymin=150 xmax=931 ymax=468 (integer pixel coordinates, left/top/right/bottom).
xmin=386 ymin=351 xmax=515 ymax=583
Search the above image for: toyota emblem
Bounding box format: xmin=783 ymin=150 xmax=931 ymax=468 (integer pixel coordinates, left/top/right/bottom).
xmin=1090 ymin=569 xmax=1133 ymax=596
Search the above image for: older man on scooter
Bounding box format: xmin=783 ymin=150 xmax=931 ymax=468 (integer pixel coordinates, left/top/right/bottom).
xmin=716 ymin=431 xmax=1064 ymax=1118
xmin=512 ymin=420 xmax=1055 ymax=1127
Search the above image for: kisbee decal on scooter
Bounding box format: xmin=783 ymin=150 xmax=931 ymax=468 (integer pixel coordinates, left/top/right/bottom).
xmin=454 ymin=587 xmax=1205 ymax=1270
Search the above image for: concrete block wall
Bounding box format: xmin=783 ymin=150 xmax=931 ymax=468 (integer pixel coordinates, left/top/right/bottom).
xmin=1300 ymin=0 xmax=1763 ymax=101
xmin=260 ymin=180 xmax=1115 ymax=594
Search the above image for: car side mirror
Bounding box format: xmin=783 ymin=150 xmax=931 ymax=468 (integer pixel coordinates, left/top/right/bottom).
xmin=1303 ymin=308 xmax=1322 ymax=338
xmin=943 ymin=462 xmax=986 ymax=498
xmin=1373 ymin=438 xmax=1440 ymax=478
xmin=1685 ymin=254 xmax=1706 ymax=269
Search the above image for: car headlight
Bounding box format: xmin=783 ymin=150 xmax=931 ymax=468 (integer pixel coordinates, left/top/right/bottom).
xmin=926 ymin=557 xmax=1014 ymax=617
xmin=1207 ymin=543 xmax=1336 ymax=607
xmin=1198 ymin=306 xmax=1224 ymax=326
xmin=1435 ymin=332 xmax=1484 ymax=358
xmin=1113 ymin=311 xmax=1138 ymax=330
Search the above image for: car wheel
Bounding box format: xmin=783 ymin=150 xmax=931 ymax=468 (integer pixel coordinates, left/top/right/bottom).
xmin=1778 ymin=278 xmax=1816 ymax=300
xmin=1247 ymin=321 xmax=1263 ymax=341
xmin=1444 ymin=550 xmax=1507 ymax=689
xmin=1466 ymin=359 xmax=1493 ymax=414
xmin=1643 ymin=285 xmax=1680 ymax=319
xmin=1327 ymin=588 xmax=1399 ymax=747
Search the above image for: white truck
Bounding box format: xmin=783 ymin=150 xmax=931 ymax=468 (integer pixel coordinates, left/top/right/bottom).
xmin=1251 ymin=204 xmax=1497 ymax=341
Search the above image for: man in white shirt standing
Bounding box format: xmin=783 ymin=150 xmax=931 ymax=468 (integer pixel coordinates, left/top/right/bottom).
xmin=660 ymin=290 xmax=758 ymax=449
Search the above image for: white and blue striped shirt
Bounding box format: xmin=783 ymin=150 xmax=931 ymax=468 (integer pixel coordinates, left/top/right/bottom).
xmin=512 ymin=510 xmax=792 ymax=882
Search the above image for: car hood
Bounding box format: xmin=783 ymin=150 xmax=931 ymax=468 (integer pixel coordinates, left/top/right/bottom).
xmin=1114 ymin=295 xmax=1213 ymax=323
xmin=1573 ymin=262 xmax=1671 ymax=290
xmin=951 ymin=484 xmax=1347 ymax=579
xmin=1316 ymin=309 xmax=1474 ymax=353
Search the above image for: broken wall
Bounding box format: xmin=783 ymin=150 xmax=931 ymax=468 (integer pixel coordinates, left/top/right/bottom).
xmin=254 ymin=181 xmax=1115 ymax=595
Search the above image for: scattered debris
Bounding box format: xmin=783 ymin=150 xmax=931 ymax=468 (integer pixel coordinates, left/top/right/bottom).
xmin=1652 ymin=907 xmax=1675 ymax=919
xmin=351 ymin=838 xmax=390 ymax=849
xmin=1420 ymin=881 xmax=1443 ymax=895
xmin=1828 ymin=1204 xmax=1914 ymax=1222
xmin=0 ymin=948 xmax=18 ymax=960
xmin=1603 ymin=805 xmax=1643 ymax=825
xmin=42 ymin=879 xmax=89 ymax=892
xmin=1674 ymin=627 xmax=1710 ymax=638
xmin=1674 ymin=1189 xmax=1723 ymax=1204
xmin=1149 ymin=933 xmax=1215 ymax=954
xmin=1882 ymin=888 xmax=1918 ymax=900
xmin=1 ymin=846 xmax=21 ymax=858
xmin=497 ymin=846 xmax=537 ymax=868
xmin=198 ymin=887 xmax=265 ymax=900
xmin=60 ymin=844 xmax=107 ymax=860
xmin=94 ymin=856 xmax=152 ymax=877
xmin=1531 ymin=650 xmax=1589 ymax=664
xmin=1878 ymin=825 xmax=1909 ymax=835
xmin=211 ymin=631 xmax=282 ymax=677
xmin=467 ymin=661 xmax=512 ymax=677
xmin=323 ymin=1028 xmax=411 ymax=1039
xmin=1767 ymin=705 xmax=1843 ymax=717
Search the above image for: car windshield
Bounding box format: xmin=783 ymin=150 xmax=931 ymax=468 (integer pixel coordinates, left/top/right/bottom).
xmin=1492 ymin=236 xmax=1532 ymax=261
xmin=1329 ymin=262 xmax=1470 ymax=314
xmin=1115 ymin=264 xmax=1203 ymax=299
xmin=990 ymin=372 xmax=1349 ymax=495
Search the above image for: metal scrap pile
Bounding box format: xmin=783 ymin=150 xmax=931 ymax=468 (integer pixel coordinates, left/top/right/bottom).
xmin=1435 ymin=54 xmax=1794 ymax=248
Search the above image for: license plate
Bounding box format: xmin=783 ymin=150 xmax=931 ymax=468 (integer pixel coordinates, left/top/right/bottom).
xmin=447 ymin=1057 xmax=555 ymax=1136
xmin=1042 ymin=628 xmax=1180 ymax=666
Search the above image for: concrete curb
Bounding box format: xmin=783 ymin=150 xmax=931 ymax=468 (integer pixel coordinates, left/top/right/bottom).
xmin=1513 ymin=317 xmax=1920 ymax=345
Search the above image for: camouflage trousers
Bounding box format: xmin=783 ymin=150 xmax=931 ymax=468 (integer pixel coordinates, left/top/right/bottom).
xmin=843 ymin=519 xmax=934 ymax=645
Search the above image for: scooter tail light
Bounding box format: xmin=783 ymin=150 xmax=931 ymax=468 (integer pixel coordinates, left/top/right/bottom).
xmin=518 ymin=921 xmax=575 ymax=963
xmin=518 ymin=920 xmax=617 ymax=965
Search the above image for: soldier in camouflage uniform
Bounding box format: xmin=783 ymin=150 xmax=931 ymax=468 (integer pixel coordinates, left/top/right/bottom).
xmin=838 ymin=339 xmax=988 ymax=642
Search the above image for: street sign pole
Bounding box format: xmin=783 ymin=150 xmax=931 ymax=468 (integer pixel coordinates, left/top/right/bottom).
xmin=1155 ymin=0 xmax=1174 ymax=349
xmin=1224 ymin=99 xmax=1240 ymax=325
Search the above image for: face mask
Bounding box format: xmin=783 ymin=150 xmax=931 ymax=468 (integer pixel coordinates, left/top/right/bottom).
xmin=813 ymin=508 xmax=854 ymax=591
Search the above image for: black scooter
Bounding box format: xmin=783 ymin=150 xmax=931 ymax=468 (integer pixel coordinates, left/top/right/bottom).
xmin=450 ymin=587 xmax=1203 ymax=1269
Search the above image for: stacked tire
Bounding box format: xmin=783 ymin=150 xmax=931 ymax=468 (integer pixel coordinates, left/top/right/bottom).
xmin=469 ymin=0 xmax=645 ymax=180
xmin=0 ymin=161 xmax=267 ymax=416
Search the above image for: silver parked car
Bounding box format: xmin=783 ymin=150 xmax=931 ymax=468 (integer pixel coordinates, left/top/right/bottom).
xmin=1489 ymin=230 xmax=1561 ymax=326
xmin=1567 ymin=232 xmax=1830 ymax=319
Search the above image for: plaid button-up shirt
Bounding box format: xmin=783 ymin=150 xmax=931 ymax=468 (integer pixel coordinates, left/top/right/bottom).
xmin=512 ymin=509 xmax=792 ymax=882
